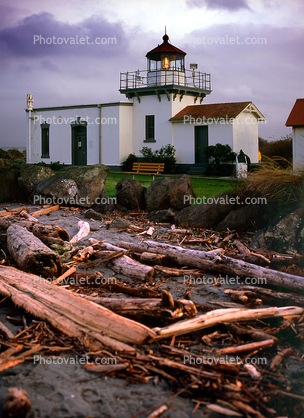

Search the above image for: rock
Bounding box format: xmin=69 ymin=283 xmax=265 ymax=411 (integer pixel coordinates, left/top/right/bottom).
xmin=3 ymin=387 xmax=31 ymax=417
xmin=0 ymin=166 xmax=24 ymax=203
xmin=217 ymin=203 xmax=270 ymax=233
xmin=85 ymin=209 xmax=105 ymax=221
xmin=252 ymin=207 xmax=304 ymax=253
xmin=176 ymin=199 xmax=235 ymax=228
xmin=115 ymin=178 xmax=146 ymax=210
xmin=145 ymin=175 xmax=195 ymax=212
xmin=108 ymin=217 xmax=132 ymax=229
xmin=147 ymin=208 xmax=175 ymax=224
xmin=35 ymin=164 xmax=110 ymax=208
xmin=18 ymin=164 xmax=55 ymax=199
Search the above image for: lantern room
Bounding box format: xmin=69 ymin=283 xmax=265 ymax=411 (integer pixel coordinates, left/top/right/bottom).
xmin=146 ymin=33 xmax=186 ymax=72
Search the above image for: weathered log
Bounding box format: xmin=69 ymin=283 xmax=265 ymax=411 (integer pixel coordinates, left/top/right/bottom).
xmin=0 ymin=320 xmax=15 ymax=339
xmin=7 ymin=225 xmax=62 ymax=278
xmin=269 ymin=347 xmax=293 ymax=371
xmin=0 ymin=265 xmax=156 ymax=348
xmin=118 ymin=240 xmax=304 ymax=292
xmin=79 ymin=292 xmax=197 ymax=321
xmin=153 ymin=306 xmax=303 ymax=340
xmin=78 ymin=250 xmax=125 ymax=269
xmin=0 ymin=218 xmax=69 ymax=243
xmin=106 ymin=255 xmax=155 ymax=282
xmin=20 ymin=210 xmax=38 ymax=222
xmin=224 ymin=322 xmax=278 ymax=344
xmin=30 ymin=204 xmax=60 ymax=217
xmin=138 ymin=252 xmax=169 ymax=266
xmin=242 ymin=285 xmax=304 ymax=306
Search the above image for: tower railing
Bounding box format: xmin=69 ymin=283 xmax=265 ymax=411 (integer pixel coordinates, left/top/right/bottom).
xmin=120 ymin=69 xmax=211 ymax=91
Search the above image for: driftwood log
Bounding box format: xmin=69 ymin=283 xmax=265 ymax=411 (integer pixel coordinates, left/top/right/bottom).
xmin=106 ymin=255 xmax=155 ymax=282
xmin=119 ymin=240 xmax=304 ymax=292
xmin=0 ymin=217 xmax=69 ymax=244
xmin=153 ymin=306 xmax=303 ymax=339
xmin=0 ymin=265 xmax=156 ymax=350
xmin=7 ymin=225 xmax=62 ymax=278
xmin=80 ymin=291 xmax=197 ymax=321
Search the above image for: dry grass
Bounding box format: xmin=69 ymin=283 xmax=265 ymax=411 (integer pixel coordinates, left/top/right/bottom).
xmin=241 ymin=157 xmax=304 ymax=203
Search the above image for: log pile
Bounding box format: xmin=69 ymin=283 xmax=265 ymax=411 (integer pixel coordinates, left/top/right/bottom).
xmin=1 ymin=206 xmax=304 ymax=417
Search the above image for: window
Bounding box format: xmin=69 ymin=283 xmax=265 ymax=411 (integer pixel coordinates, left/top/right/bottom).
xmin=41 ymin=123 xmax=50 ymax=158
xmin=145 ymin=115 xmax=155 ymax=142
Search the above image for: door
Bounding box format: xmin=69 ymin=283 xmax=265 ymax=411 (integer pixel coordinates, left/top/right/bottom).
xmin=72 ymin=126 xmax=87 ymax=165
xmin=195 ymin=126 xmax=208 ymax=164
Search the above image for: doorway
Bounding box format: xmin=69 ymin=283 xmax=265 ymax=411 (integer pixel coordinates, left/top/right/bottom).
xmin=194 ymin=126 xmax=208 ymax=164
xmin=72 ymin=125 xmax=87 ymax=165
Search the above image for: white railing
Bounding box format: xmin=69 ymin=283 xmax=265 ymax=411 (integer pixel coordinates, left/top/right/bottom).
xmin=120 ymin=69 xmax=211 ymax=91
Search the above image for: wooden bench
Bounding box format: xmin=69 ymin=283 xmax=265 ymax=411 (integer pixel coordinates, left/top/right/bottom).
xmin=126 ymin=162 xmax=165 ymax=180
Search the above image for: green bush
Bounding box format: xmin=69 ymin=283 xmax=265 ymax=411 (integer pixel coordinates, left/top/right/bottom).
xmin=140 ymin=144 xmax=177 ymax=173
xmin=121 ymin=153 xmax=138 ymax=171
xmin=204 ymin=143 xmax=237 ymax=175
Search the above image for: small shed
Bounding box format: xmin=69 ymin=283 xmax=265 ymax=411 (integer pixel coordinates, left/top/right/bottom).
xmin=286 ymin=98 xmax=304 ymax=172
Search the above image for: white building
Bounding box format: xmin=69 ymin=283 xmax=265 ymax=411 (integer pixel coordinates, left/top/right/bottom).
xmin=26 ymin=33 xmax=265 ymax=173
xmin=286 ymin=98 xmax=304 ymax=172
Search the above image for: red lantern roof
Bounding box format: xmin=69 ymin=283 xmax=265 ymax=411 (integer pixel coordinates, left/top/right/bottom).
xmin=146 ymin=34 xmax=187 ymax=58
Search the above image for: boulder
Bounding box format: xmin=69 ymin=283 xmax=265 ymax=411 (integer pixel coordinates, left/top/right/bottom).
xmin=108 ymin=217 xmax=131 ymax=230
xmin=35 ymin=164 xmax=110 ymax=208
xmin=147 ymin=208 xmax=175 ymax=224
xmin=84 ymin=209 xmax=105 ymax=221
xmin=176 ymin=199 xmax=235 ymax=229
xmin=217 ymin=203 xmax=270 ymax=233
xmin=115 ymin=178 xmax=146 ymax=210
xmin=145 ymin=175 xmax=195 ymax=212
xmin=251 ymin=206 xmax=304 ymax=253
xmin=18 ymin=164 xmax=55 ymax=199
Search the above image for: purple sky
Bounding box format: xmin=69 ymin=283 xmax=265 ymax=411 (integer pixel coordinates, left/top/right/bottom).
xmin=0 ymin=0 xmax=303 ymax=147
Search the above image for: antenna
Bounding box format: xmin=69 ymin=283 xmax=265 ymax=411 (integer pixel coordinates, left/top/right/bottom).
xmin=165 ymin=25 xmax=166 ymax=35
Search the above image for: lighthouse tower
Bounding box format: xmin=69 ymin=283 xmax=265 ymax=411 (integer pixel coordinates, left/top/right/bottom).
xmin=119 ymin=32 xmax=211 ymax=154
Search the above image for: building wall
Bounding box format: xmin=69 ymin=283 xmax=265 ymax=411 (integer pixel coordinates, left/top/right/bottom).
xmin=293 ymin=127 xmax=304 ymax=172
xmin=233 ymin=111 xmax=259 ymax=163
xmin=27 ymin=107 xmax=99 ymax=164
xmin=172 ymin=121 xmax=233 ymax=164
xmin=132 ymin=94 xmax=195 ymax=157
xmin=26 ymin=103 xmax=132 ymax=166
xmin=119 ymin=105 xmax=133 ymax=163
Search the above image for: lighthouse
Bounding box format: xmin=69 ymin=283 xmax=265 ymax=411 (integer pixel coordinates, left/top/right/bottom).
xmin=120 ymin=32 xmax=211 ymax=103
xmin=26 ymin=31 xmax=264 ymax=171
xmin=119 ymin=32 xmax=212 ymax=154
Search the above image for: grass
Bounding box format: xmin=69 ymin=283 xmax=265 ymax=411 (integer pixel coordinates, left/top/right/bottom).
xmin=104 ymin=173 xmax=235 ymax=199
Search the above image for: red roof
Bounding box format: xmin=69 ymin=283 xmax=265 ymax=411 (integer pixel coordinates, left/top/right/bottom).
xmin=146 ymin=34 xmax=186 ymax=58
xmin=169 ymin=102 xmax=265 ymax=121
xmin=286 ymin=99 xmax=304 ymax=126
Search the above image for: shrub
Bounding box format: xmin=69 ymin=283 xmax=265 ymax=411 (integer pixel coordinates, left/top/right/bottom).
xmin=204 ymin=143 xmax=237 ymax=175
xmin=259 ymin=135 xmax=292 ymax=168
xmin=140 ymin=144 xmax=177 ymax=173
xmin=121 ymin=153 xmax=137 ymax=171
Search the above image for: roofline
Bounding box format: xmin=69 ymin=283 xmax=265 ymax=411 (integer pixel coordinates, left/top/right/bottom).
xmin=25 ymin=101 xmax=133 ymax=112
xmin=286 ymin=98 xmax=304 ymax=126
xmin=169 ymin=101 xmax=266 ymax=122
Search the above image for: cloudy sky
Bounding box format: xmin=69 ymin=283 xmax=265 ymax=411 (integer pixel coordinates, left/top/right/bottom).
xmin=0 ymin=0 xmax=303 ymax=148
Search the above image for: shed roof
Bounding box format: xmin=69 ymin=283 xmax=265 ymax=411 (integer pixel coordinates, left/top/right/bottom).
xmin=169 ymin=102 xmax=265 ymax=121
xmin=286 ymin=99 xmax=304 ymax=126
